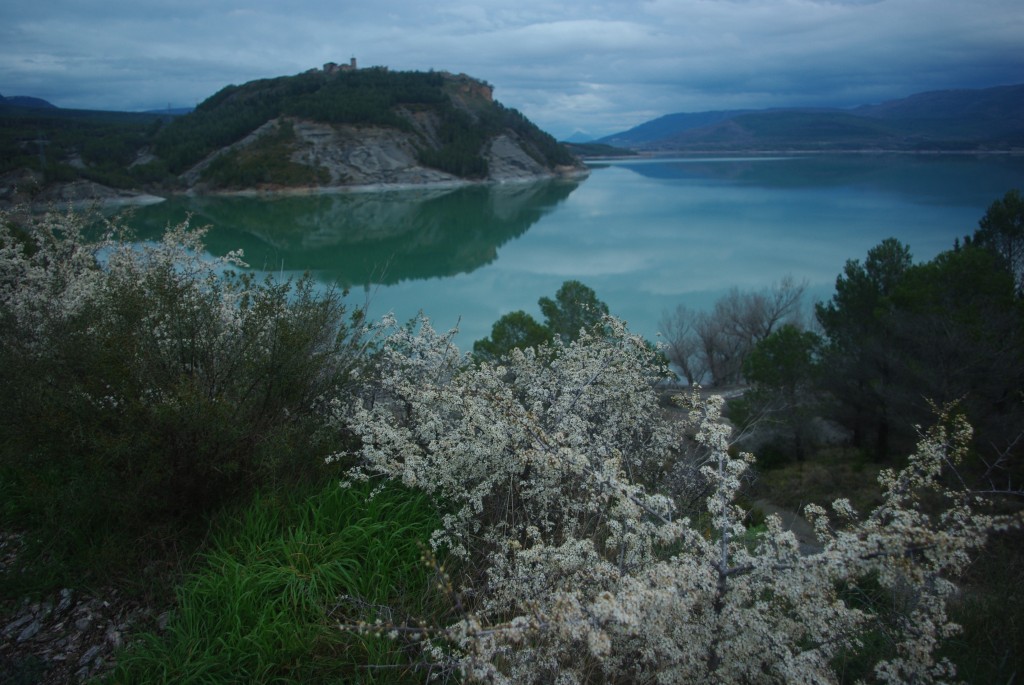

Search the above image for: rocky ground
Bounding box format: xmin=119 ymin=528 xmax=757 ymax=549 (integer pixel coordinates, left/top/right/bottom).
xmin=0 ymin=533 xmax=169 ymax=684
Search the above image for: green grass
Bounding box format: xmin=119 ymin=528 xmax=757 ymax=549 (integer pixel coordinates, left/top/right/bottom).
xmin=106 ymin=480 xmax=445 ymax=684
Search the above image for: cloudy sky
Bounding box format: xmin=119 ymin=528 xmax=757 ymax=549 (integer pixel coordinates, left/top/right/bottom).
xmin=2 ymin=0 xmax=1022 ymax=139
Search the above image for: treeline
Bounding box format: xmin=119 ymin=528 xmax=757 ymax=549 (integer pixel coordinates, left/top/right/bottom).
xmin=0 ymin=104 xmax=168 ymax=187
xmin=472 ymin=280 xmax=612 ymax=359
xmin=472 ymin=190 xmax=1024 ymax=470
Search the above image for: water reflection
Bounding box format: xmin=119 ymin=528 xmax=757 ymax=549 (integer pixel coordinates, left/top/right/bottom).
xmin=126 ymin=155 xmax=1024 ymax=347
xmin=130 ymin=180 xmax=581 ymax=287
xmin=606 ymin=154 xmax=1024 ymax=207
xmin=610 ymin=154 xmax=1024 ymax=208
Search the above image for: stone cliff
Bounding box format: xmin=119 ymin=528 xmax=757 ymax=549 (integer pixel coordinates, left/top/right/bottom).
xmin=183 ymin=112 xmax=587 ymax=194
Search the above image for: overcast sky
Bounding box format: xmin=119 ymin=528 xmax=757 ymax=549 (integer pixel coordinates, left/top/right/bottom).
xmin=2 ymin=0 xmax=1022 ymax=139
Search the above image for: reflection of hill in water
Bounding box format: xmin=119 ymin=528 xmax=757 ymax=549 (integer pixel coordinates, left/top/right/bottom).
xmin=613 ymin=155 xmax=1024 ymax=206
xmin=130 ymin=180 xmax=579 ymax=286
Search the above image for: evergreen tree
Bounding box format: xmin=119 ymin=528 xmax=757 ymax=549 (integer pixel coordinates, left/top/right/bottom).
xmin=741 ymin=324 xmax=822 ymax=460
xmin=969 ymin=188 xmax=1024 ymax=294
xmin=815 ymin=238 xmax=912 ymax=458
xmin=473 ymin=310 xmax=551 ymax=361
xmin=539 ymin=280 xmax=610 ymax=343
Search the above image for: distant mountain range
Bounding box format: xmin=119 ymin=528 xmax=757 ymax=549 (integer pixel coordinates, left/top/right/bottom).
xmin=0 ymin=92 xmax=194 ymax=115
xmin=597 ymin=84 xmax=1024 ymax=152
xmin=0 ymin=93 xmax=57 ymax=109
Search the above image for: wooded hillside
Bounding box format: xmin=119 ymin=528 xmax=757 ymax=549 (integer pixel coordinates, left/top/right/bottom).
xmin=0 ymin=67 xmax=580 ymax=196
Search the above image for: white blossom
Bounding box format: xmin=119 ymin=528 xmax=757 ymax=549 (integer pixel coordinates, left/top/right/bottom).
xmin=340 ymin=314 xmax=1022 ymax=683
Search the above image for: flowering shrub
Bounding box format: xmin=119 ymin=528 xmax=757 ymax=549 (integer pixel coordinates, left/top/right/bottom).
xmin=0 ymin=207 xmax=364 ymax=576
xmin=343 ymin=314 xmax=1021 ymax=683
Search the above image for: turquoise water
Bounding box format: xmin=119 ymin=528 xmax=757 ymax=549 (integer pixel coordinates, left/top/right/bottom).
xmin=130 ymin=154 xmax=1024 ymax=348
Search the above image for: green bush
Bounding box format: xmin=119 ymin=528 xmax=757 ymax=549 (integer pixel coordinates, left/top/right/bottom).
xmin=0 ymin=208 xmax=367 ymax=589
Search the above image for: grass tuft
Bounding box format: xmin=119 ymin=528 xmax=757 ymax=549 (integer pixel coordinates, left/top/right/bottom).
xmin=106 ymin=480 xmax=444 ymax=684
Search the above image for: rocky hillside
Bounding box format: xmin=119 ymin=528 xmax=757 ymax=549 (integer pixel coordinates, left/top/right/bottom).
xmin=184 ymin=115 xmax=578 ymax=192
xmin=157 ymin=68 xmax=585 ymax=192
xmin=0 ymin=68 xmax=585 ymax=205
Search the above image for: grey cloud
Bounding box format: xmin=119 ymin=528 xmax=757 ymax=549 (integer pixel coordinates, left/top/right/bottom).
xmin=1 ymin=0 xmax=1021 ymax=137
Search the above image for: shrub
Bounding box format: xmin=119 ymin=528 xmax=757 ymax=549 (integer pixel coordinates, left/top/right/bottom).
xmin=341 ymin=315 xmax=1021 ymax=683
xmin=0 ymin=207 xmax=367 ymax=586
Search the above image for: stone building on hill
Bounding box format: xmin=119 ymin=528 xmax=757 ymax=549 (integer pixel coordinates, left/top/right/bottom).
xmin=323 ymin=58 xmax=358 ymax=74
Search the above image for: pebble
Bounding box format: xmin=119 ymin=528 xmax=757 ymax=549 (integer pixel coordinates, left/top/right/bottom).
xmin=56 ymin=588 xmax=74 ymax=615
xmin=16 ymin=618 xmax=43 ymax=642
xmin=105 ymin=625 xmax=123 ymax=649
xmin=3 ymin=612 xmax=34 ymax=637
xmin=78 ymin=644 xmax=102 ymax=666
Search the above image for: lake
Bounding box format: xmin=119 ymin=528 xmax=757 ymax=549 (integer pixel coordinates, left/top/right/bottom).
xmin=129 ymin=154 xmax=1024 ymax=349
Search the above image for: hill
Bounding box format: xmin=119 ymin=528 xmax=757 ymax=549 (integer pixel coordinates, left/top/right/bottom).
xmin=563 ymin=142 xmax=637 ymax=158
xmin=161 ymin=68 xmax=583 ymax=191
xmin=0 ymin=66 xmax=585 ymax=203
xmin=599 ymin=110 xmax=752 ymax=148
xmin=0 ymin=94 xmax=58 ymax=109
xmin=599 ymin=84 xmax=1024 ymax=152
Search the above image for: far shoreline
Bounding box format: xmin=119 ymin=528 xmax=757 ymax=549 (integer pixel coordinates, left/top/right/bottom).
xmin=582 ymin=148 xmax=1024 ymax=161
xmin=189 ymin=167 xmax=590 ymax=199
xmin=2 ymin=166 xmax=591 ymax=211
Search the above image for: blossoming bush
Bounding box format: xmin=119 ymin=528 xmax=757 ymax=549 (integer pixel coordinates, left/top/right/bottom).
xmin=343 ymin=314 xmax=1021 ymax=683
xmin=0 ymin=207 xmax=364 ymax=581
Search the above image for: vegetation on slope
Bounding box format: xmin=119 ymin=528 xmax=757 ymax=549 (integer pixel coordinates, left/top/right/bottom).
xmin=154 ymin=69 xmax=441 ymax=174
xmin=199 ymin=119 xmax=331 ymax=188
xmin=0 ymin=103 xmax=170 ymax=188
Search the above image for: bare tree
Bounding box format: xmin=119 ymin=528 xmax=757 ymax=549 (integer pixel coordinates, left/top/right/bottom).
xmin=661 ymin=277 xmax=808 ymax=388
xmin=696 ymin=306 xmax=747 ymax=386
xmin=718 ymin=276 xmax=807 ymax=345
xmin=758 ymin=275 xmax=808 ymax=338
xmin=659 ymin=304 xmax=705 ymax=385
